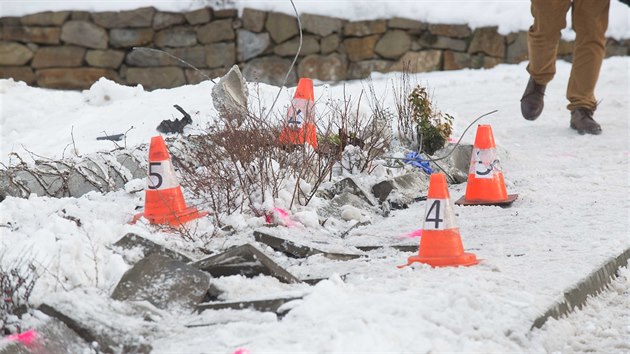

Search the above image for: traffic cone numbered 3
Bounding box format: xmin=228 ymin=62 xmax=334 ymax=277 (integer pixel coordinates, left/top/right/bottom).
xmin=404 ymin=173 xmax=478 ymax=267
xmin=131 ymin=136 xmax=208 ymax=227
xmin=278 ymin=78 xmax=318 ymax=149
xmin=455 ymin=125 xmax=518 ymax=206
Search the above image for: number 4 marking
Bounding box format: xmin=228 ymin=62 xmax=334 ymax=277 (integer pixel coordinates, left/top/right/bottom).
xmin=425 ymin=200 xmax=443 ymax=229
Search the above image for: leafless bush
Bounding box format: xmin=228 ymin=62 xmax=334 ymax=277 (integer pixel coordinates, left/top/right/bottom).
xmin=391 ymin=68 xmax=418 ymax=149
xmin=1 ymin=254 xmax=39 ymax=335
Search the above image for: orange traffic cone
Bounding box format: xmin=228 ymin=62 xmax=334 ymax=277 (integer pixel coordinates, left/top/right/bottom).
xmin=404 ymin=172 xmax=478 ymax=267
xmin=131 ymin=136 xmax=208 ymax=226
xmin=455 ymin=125 xmax=518 ymax=206
xmin=278 ymin=78 xmax=318 ymax=149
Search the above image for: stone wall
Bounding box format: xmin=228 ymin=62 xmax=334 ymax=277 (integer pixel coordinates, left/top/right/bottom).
xmin=1 ymin=6 xmax=628 ymax=90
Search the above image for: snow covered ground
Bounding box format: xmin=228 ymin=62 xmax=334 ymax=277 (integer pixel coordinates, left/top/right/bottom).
xmin=2 ymin=55 xmax=629 ymax=352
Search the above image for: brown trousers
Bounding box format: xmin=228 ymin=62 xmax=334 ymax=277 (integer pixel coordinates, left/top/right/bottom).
xmin=527 ymin=0 xmax=610 ymax=111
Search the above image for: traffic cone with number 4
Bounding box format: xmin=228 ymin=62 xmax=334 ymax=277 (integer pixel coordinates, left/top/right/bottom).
xmin=403 ymin=172 xmax=478 ymax=267
xmin=131 ymin=136 xmax=207 ymax=226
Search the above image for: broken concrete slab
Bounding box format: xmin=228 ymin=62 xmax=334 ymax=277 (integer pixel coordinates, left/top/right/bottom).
xmin=371 ymin=171 xmax=429 ymax=208
xmin=355 ymin=245 xmax=418 ymax=253
xmin=111 ymin=254 xmax=210 ymax=311
xmin=191 ymin=243 xmax=301 ymax=284
xmin=211 ymin=64 xmax=248 ymax=127
xmin=0 ymin=318 xmax=93 ymax=354
xmin=333 ymin=177 xmax=377 ymax=206
xmin=254 ymin=231 xmax=362 ymax=261
xmin=39 ymin=290 xmax=157 ymax=354
xmin=0 ymin=150 xmax=145 ymax=199
xmin=431 ymin=142 xmax=473 ymax=183
xmin=112 ymin=233 xmax=192 ymax=263
xmin=196 ymin=296 xmax=303 ymax=317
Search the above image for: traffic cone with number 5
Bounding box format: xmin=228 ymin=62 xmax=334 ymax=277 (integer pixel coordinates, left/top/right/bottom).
xmin=403 ymin=172 xmax=478 ymax=267
xmin=131 ymin=136 xmax=207 ymax=226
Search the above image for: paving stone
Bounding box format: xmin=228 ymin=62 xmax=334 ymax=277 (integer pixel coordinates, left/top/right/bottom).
xmin=2 ymin=26 xmax=60 ymax=44
xmin=0 ymin=41 xmax=33 ymax=65
xmin=154 ymin=26 xmax=197 ymax=48
xmin=242 ymin=56 xmax=297 ymax=87
xmin=39 ymin=290 xmax=156 ymax=353
xmin=60 ymin=20 xmax=108 ymax=49
xmin=254 ymin=231 xmax=362 ymax=261
xmin=344 ymin=20 xmax=387 ymax=37
xmin=374 ymin=30 xmax=411 ymax=59
xmin=111 ymin=254 xmax=210 ymax=311
xmin=0 ymin=66 xmax=35 ymax=84
xmin=273 ymin=35 xmax=319 ymax=57
xmin=236 ymin=29 xmax=270 ymax=61
xmin=113 ymin=233 xmax=192 ymax=263
xmin=109 ymin=28 xmax=154 ymax=48
xmin=153 ymin=11 xmax=186 ymax=30
xmin=20 ymin=11 xmax=70 ymax=26
xmin=32 ymin=46 xmax=85 ymax=68
xmin=191 ymin=243 xmax=301 ymax=284
xmin=265 ymin=12 xmax=299 ymax=43
xmin=125 ymin=67 xmax=185 ymax=90
xmin=301 ymin=13 xmax=344 ymax=37
xmin=184 ymin=8 xmax=211 ymax=25
xmin=242 ymin=8 xmax=267 ymax=32
xmin=197 ymin=296 xmax=302 ymax=316
xmin=91 ymin=7 xmax=156 ymax=28
xmin=297 ymin=53 xmax=347 ymax=82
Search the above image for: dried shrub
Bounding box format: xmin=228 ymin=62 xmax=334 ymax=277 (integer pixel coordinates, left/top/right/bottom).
xmin=408 ymin=85 xmax=453 ymax=155
xmin=1 ymin=255 xmax=39 ymax=335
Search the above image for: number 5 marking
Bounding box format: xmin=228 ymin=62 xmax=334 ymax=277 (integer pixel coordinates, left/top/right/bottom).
xmin=148 ymin=162 xmax=163 ymax=189
xmin=425 ymin=200 xmax=443 ymax=229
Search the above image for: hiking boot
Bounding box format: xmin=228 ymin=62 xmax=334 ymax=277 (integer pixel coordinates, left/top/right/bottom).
xmin=520 ymin=77 xmax=546 ymax=120
xmin=570 ymin=107 xmax=602 ymax=135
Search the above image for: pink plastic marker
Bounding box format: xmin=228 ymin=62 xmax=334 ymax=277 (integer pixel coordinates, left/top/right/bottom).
xmin=233 ymin=348 xmax=251 ymax=354
xmin=399 ymin=229 xmax=423 ymax=239
xmin=6 ymin=330 xmax=38 ymax=347
xmin=265 ymin=207 xmax=301 ymax=228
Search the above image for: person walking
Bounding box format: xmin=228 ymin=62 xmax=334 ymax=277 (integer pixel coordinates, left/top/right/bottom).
xmin=520 ymin=0 xmax=610 ymax=135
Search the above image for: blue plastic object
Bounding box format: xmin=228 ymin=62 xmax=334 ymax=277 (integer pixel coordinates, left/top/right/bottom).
xmin=403 ymin=152 xmax=433 ymax=174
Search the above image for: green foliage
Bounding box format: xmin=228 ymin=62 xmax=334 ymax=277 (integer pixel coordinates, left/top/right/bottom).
xmin=408 ymin=86 xmax=453 ymax=155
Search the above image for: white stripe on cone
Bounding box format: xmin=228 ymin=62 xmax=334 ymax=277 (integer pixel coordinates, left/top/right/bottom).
xmin=422 ymin=198 xmax=458 ymax=231
xmin=469 ymin=148 xmax=502 ymax=179
xmin=287 ymin=98 xmax=315 ymax=129
xmin=147 ymin=160 xmax=179 ymax=190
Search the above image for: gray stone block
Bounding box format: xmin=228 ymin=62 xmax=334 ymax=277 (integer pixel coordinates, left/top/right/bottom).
xmin=153 ymin=12 xmax=186 ymax=30
xmin=125 ymin=67 xmax=185 ymax=90
xmin=111 ymin=254 xmax=210 ymax=311
xmin=205 ymin=42 xmax=235 ymax=68
xmin=92 ymin=7 xmax=156 ymax=28
xmin=20 ymin=11 xmax=70 ymax=26
xmin=86 ymin=49 xmax=125 ymax=68
xmin=389 ymin=50 xmax=442 ymax=73
xmin=109 ymin=28 xmax=154 ymax=48
xmin=242 ymin=8 xmax=267 ymax=32
xmin=0 ymin=41 xmax=33 ymax=65
xmin=154 ymin=26 xmax=197 ymax=48
xmin=2 ymin=26 xmax=60 ymax=45
xmin=265 ymin=12 xmax=299 ymax=44
xmin=242 ymin=56 xmax=297 ymax=87
xmin=197 ymin=19 xmax=235 ymax=44
xmin=273 ymin=35 xmax=319 ymax=57
xmin=236 ymin=29 xmax=270 ymax=62
xmin=301 ymin=13 xmax=344 ymax=37
xmin=32 ymin=45 xmax=85 ymax=68
xmin=374 ymin=30 xmax=411 ymax=59
xmin=184 ymin=8 xmax=211 ymax=25
xmin=113 ymin=233 xmax=192 ymax=263
xmin=297 ymin=53 xmax=347 ymax=82
xmin=60 ymin=20 xmax=108 ymax=49
xmin=468 ymin=26 xmax=506 ymax=58
xmin=343 ymin=20 xmax=387 ymax=37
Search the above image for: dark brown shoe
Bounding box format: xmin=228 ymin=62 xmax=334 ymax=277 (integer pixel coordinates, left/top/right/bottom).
xmin=520 ymin=77 xmax=546 ymax=120
xmin=570 ymin=107 xmax=602 ymax=135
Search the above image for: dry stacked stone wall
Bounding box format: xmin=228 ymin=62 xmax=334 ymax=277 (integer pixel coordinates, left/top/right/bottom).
xmin=1 ymin=6 xmax=628 ymax=90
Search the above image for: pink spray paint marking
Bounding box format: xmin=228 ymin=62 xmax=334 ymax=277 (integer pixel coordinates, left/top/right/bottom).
xmin=233 ymin=349 xmax=251 ymax=354
xmin=265 ymin=207 xmax=301 ymax=228
xmin=399 ymin=229 xmax=423 ymax=239
xmin=6 ymin=330 xmax=38 ymax=347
